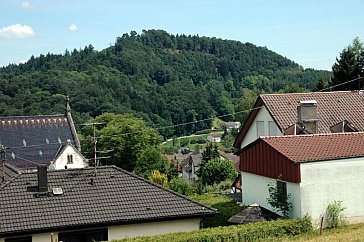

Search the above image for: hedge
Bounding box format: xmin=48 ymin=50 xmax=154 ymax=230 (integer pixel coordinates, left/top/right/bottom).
xmin=112 ymin=216 xmax=312 ymax=242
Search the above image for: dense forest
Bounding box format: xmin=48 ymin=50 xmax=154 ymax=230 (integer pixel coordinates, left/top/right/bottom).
xmin=0 ymin=29 xmax=331 ymax=137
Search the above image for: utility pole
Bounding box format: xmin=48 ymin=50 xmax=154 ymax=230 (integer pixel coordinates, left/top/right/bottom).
xmin=80 ymin=122 xmax=104 ymax=168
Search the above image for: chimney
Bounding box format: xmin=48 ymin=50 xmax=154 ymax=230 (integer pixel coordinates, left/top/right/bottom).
xmin=37 ymin=164 xmax=48 ymax=193
xmin=297 ymin=100 xmax=318 ymax=134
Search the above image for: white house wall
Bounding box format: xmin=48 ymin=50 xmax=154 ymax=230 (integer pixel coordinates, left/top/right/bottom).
xmin=241 ymin=171 xmax=301 ymax=218
xmin=300 ymin=157 xmax=364 ymax=224
xmin=108 ymin=218 xmax=201 ymax=240
xmin=0 ymin=219 xmax=200 ymax=241
xmin=54 ymin=145 xmax=87 ymax=170
xmin=241 ymin=106 xmax=281 ymax=148
xmin=0 ymin=232 xmax=58 ymax=242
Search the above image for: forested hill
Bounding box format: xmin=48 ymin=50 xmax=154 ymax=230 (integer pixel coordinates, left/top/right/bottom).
xmin=0 ymin=29 xmax=331 ymax=137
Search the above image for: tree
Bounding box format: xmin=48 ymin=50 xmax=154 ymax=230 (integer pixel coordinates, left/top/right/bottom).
xmin=82 ymin=113 xmax=163 ymax=172
xmin=134 ymin=147 xmax=168 ymax=178
xmin=199 ymin=158 xmax=236 ymax=186
xmin=332 ymin=37 xmax=364 ymax=90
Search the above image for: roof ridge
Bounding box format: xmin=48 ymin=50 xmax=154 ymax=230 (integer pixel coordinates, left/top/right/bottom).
xmin=261 ymin=131 xmax=364 ymax=140
xmin=261 ymin=90 xmax=364 ymax=97
xmin=0 ymin=114 xmax=66 ymax=119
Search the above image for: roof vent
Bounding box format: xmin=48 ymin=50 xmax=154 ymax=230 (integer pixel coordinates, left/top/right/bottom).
xmin=52 ymin=187 xmax=63 ymax=195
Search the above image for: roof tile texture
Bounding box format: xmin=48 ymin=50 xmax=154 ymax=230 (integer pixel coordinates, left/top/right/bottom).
xmin=0 ymin=114 xmax=77 ymax=168
xmin=262 ymin=132 xmax=364 ymax=162
xmin=261 ymin=91 xmax=364 ymax=133
xmin=0 ymin=166 xmax=215 ymax=236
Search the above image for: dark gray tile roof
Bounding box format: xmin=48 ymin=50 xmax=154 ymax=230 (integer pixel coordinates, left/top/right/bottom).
xmin=0 ymin=166 xmax=216 ymax=236
xmin=0 ymin=114 xmax=78 ymax=169
xmin=0 ymin=163 xmax=20 ymax=183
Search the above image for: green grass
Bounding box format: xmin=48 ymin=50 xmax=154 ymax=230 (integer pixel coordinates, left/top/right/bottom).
xmin=272 ymin=223 xmax=364 ymax=242
xmin=189 ymin=193 xmax=244 ymax=227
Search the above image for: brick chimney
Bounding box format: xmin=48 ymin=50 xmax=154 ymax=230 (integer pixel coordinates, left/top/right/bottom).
xmin=297 ymin=100 xmax=319 ymax=134
xmin=37 ymin=164 xmax=48 ymax=193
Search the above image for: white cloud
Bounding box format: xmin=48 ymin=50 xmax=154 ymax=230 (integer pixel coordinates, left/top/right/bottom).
xmin=19 ymin=59 xmax=28 ymax=64
xmin=68 ymin=24 xmax=78 ymax=32
xmin=21 ymin=1 xmax=34 ymax=9
xmin=0 ymin=24 xmax=35 ymax=38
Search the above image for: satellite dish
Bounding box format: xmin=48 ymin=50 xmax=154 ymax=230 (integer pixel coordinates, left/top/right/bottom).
xmin=48 ymin=164 xmax=56 ymax=171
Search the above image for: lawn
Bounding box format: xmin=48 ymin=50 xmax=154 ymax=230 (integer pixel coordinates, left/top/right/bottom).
xmin=189 ymin=193 xmax=244 ymax=227
xmin=265 ymin=223 xmax=364 ymax=242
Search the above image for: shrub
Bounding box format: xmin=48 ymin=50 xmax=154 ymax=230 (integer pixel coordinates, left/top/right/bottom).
xmin=189 ymin=194 xmax=242 ymax=227
xmin=325 ymin=201 xmax=346 ymax=228
xmin=169 ymin=178 xmax=192 ymax=195
xmin=204 ymin=179 xmax=234 ymax=193
xmin=200 ymin=158 xmax=236 ymax=186
xmin=148 ymin=170 xmax=168 ymax=188
xmin=114 ymin=216 xmax=313 ymax=242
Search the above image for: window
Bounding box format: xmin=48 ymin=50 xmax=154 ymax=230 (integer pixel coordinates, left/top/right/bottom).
xmin=67 ymin=154 xmax=73 ymax=164
xmin=277 ymin=180 xmax=287 ymax=203
xmin=256 ymin=121 xmax=265 ymax=138
xmin=268 ymin=121 xmax=278 ymax=136
xmin=5 ymin=236 xmax=32 ymax=242
xmin=58 ymin=228 xmax=108 ymax=242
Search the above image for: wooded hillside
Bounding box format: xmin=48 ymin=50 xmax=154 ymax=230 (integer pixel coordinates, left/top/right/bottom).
xmin=0 ymin=29 xmax=330 ymax=137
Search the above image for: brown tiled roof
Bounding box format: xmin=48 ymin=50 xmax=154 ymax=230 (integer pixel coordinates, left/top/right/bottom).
xmin=234 ymin=91 xmax=364 ymax=147
xmin=261 ymin=132 xmax=364 ymax=163
xmin=261 ymin=91 xmax=364 ymax=133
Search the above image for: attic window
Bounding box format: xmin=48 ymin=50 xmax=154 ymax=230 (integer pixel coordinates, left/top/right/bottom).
xmin=67 ymin=154 xmax=73 ymax=164
xmin=11 ymin=152 xmax=15 ymax=159
xmin=39 ymin=150 xmax=43 ymax=157
xmin=22 ymin=139 xmax=27 ymax=146
xmin=45 ymin=138 xmax=50 ymax=144
xmin=58 ymin=137 xmax=62 ymax=144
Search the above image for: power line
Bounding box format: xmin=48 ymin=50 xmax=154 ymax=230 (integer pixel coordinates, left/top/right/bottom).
xmin=316 ymin=76 xmax=363 ymax=92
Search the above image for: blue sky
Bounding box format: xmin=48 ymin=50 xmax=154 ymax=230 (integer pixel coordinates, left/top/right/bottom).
xmin=0 ymin=0 xmax=363 ymax=70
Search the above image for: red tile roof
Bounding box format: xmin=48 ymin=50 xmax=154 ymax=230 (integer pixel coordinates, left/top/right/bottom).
xmin=261 ymin=91 xmax=364 ymax=133
xmin=234 ymin=90 xmax=364 ymax=147
xmin=261 ymin=132 xmax=364 ymax=163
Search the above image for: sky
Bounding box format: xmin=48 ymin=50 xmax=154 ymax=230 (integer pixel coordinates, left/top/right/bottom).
xmin=0 ymin=0 xmax=363 ymax=70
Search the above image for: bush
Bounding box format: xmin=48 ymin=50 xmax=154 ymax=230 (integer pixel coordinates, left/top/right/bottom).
xmin=148 ymin=170 xmax=168 ymax=188
xmin=204 ymin=179 xmax=234 ymax=193
xmin=169 ymin=178 xmax=192 ymax=195
xmin=189 ymin=194 xmax=242 ymax=227
xmin=200 ymin=158 xmax=236 ymax=186
xmin=325 ymin=201 xmax=346 ymax=228
xmin=114 ymin=216 xmax=313 ymax=242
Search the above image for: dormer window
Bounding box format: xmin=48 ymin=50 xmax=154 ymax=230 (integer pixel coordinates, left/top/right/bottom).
xmin=67 ymin=154 xmax=73 ymax=164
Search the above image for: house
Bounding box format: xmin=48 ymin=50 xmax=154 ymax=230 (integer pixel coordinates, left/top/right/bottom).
xmin=180 ymin=150 xmax=202 ymax=183
xmin=223 ymin=121 xmax=241 ymax=132
xmin=207 ymin=132 xmax=222 ymax=143
xmin=236 ymin=132 xmax=364 ymax=225
xmin=234 ymin=91 xmax=364 ymax=149
xmin=0 ymin=165 xmax=217 ymax=242
xmin=0 ymin=100 xmax=88 ymax=172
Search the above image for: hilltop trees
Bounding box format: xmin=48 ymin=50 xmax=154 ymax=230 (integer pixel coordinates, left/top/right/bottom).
xmin=332 ymin=37 xmax=364 ymax=90
xmin=0 ymin=30 xmax=331 ymax=137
